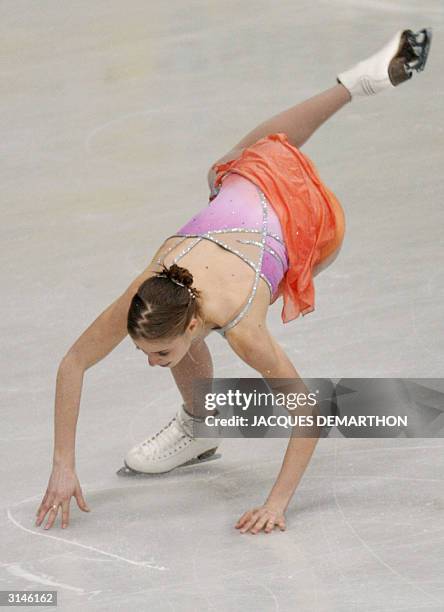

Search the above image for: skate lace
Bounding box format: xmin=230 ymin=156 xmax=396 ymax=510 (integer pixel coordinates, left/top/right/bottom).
xmin=139 ymin=415 xmax=190 ymax=457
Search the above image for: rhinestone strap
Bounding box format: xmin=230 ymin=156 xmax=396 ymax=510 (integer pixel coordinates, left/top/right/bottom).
xmin=175 ymin=227 xmax=284 ymax=243
xmin=201 ymin=235 xmax=260 ymax=271
xmin=157 ymin=187 xmax=274 ymax=336
xmin=236 ymin=238 xmax=286 ymax=269
xmin=155 ymin=236 xmax=189 ymax=265
xmin=164 ymin=233 xmax=273 ymax=299
xmin=190 ymin=226 xmax=284 ymax=245
xmin=217 ymin=185 xmax=269 ymax=334
xmin=171 ymin=237 xmax=203 ymax=265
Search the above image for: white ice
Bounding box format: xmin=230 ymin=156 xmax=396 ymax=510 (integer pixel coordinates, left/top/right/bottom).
xmin=1 ymin=0 xmax=444 ymax=610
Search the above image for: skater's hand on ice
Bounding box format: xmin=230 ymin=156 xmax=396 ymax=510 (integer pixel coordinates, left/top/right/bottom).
xmin=35 ymin=466 xmax=90 ymax=530
xmin=235 ymin=503 xmax=286 ymax=534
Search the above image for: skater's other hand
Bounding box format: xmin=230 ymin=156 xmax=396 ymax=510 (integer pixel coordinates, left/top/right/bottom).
xmin=35 ymin=466 xmax=90 ymax=530
xmin=235 ymin=503 xmax=286 ymax=534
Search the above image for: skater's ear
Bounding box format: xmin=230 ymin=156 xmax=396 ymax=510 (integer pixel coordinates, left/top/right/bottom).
xmin=185 ymin=316 xmax=200 ymax=335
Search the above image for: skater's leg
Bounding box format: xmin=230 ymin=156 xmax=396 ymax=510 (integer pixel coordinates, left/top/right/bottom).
xmin=232 ymin=84 xmax=351 ymax=151
xmin=208 ymin=84 xmax=350 ymax=190
xmin=122 ymin=339 xmax=217 ymax=475
xmin=170 ymin=338 xmax=213 ymax=417
xmin=217 ymin=27 xmax=432 ymax=157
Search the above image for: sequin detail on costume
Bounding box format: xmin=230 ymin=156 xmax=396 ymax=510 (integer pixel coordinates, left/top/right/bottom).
xmin=156 ymin=173 xmax=289 ymax=338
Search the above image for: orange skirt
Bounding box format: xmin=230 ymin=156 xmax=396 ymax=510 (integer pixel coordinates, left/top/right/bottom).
xmin=211 ymin=132 xmax=345 ymax=323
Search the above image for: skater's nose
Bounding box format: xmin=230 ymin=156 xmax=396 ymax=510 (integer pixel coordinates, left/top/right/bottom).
xmin=147 ymin=355 xmax=158 ymax=367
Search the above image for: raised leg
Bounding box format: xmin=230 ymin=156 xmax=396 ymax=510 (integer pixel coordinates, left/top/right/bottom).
xmin=232 ymin=83 xmax=351 ymax=151
xmin=170 ymin=337 xmax=214 ymax=417
xmin=217 ymin=27 xmax=432 ymax=158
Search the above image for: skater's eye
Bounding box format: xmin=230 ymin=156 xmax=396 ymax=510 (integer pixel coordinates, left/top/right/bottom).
xmin=135 ymin=346 xmax=169 ymax=357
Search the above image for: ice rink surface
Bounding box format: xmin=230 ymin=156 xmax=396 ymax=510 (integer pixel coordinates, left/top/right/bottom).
xmin=1 ymin=0 xmax=444 ymax=610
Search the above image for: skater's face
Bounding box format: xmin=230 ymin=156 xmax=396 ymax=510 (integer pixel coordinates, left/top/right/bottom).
xmin=133 ymin=317 xmax=201 ymax=368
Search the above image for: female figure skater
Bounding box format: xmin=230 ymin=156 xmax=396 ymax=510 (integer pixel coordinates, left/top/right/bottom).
xmin=36 ymin=28 xmax=431 ymax=534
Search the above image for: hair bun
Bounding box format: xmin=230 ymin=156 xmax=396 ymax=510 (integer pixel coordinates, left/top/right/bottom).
xmin=168 ymin=264 xmax=194 ymax=288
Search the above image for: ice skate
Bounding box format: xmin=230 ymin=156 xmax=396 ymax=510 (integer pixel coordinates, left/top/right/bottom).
xmin=117 ymin=404 xmax=221 ymax=476
xmin=337 ymin=27 xmax=432 ymax=98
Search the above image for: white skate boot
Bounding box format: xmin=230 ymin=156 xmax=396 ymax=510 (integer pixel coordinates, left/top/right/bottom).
xmin=337 ymin=28 xmax=432 ymax=98
xmin=118 ymin=404 xmax=221 ymax=475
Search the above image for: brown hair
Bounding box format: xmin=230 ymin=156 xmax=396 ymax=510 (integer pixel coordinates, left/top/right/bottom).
xmin=127 ymin=264 xmax=203 ymax=340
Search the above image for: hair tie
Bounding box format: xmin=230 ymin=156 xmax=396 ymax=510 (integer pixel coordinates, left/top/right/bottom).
xmin=156 ymin=267 xmax=196 ymax=300
xmin=168 ymin=276 xmax=196 ymax=300
xmin=169 ymin=277 xmax=185 ymax=287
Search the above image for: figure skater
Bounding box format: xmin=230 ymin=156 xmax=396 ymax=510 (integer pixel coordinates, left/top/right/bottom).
xmin=35 ymin=28 xmax=432 ymax=534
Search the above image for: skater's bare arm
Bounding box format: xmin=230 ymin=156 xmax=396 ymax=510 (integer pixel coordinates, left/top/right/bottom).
xmin=35 ymin=257 xmax=163 ymax=530
xmin=54 ymin=287 xmax=137 ymax=467
xmin=227 ymin=325 xmax=320 ymax=534
xmin=53 ymin=238 xmax=177 ymax=469
xmin=35 ymin=300 xmax=130 ymax=529
xmin=54 ymin=262 xmax=161 ymax=464
xmin=62 ymin=286 xmax=137 ymax=373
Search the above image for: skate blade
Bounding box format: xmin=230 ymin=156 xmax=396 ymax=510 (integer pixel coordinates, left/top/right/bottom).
xmin=182 ymin=448 xmax=221 ymax=468
xmin=116 ymin=449 xmax=221 ymax=477
xmin=389 ymin=27 xmax=432 ymax=86
xmin=413 ymin=28 xmax=432 ymax=72
xmin=403 ymin=27 xmax=432 ymax=72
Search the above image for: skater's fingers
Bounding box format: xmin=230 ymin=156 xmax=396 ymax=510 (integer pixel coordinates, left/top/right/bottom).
xmin=236 ymin=507 xmax=261 ymax=528
xmin=35 ymin=491 xmax=50 ymax=518
xmin=74 ymin=486 xmax=90 ymax=513
xmin=35 ymin=496 xmax=55 ymax=526
xmin=240 ymin=513 xmax=260 ymax=534
xmin=35 ymin=503 xmax=44 ymax=522
xmin=61 ymin=500 xmax=70 ymax=529
xmin=235 ymin=511 xmax=253 ymax=528
xmin=250 ymin=514 xmax=270 ymax=534
xmin=43 ymin=503 xmax=60 ymax=530
xmin=277 ymin=519 xmax=286 ymax=531
xmin=264 ymin=518 xmax=276 ymax=533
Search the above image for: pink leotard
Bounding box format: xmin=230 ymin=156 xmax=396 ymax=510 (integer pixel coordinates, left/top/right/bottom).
xmin=157 ymin=172 xmax=289 ymax=338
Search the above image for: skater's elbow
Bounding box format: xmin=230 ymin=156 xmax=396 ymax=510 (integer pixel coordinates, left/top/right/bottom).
xmin=59 ymin=349 xmax=86 ymax=374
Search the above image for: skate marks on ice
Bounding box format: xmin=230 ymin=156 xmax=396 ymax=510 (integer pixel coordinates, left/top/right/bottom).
xmin=5 ymin=444 xmax=444 ymax=608
xmin=4 ymin=464 xmax=289 ymax=608
xmin=0 ymin=558 xmax=86 ymax=595
xmin=410 ymin=268 xmax=444 ymax=362
xmin=5 ymin=458 xmax=287 ymax=580
xmin=5 ymin=461 xmax=264 ymax=574
xmin=6 ymin=495 xmax=168 ymax=572
xmin=331 ymin=439 xmax=444 ymax=607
